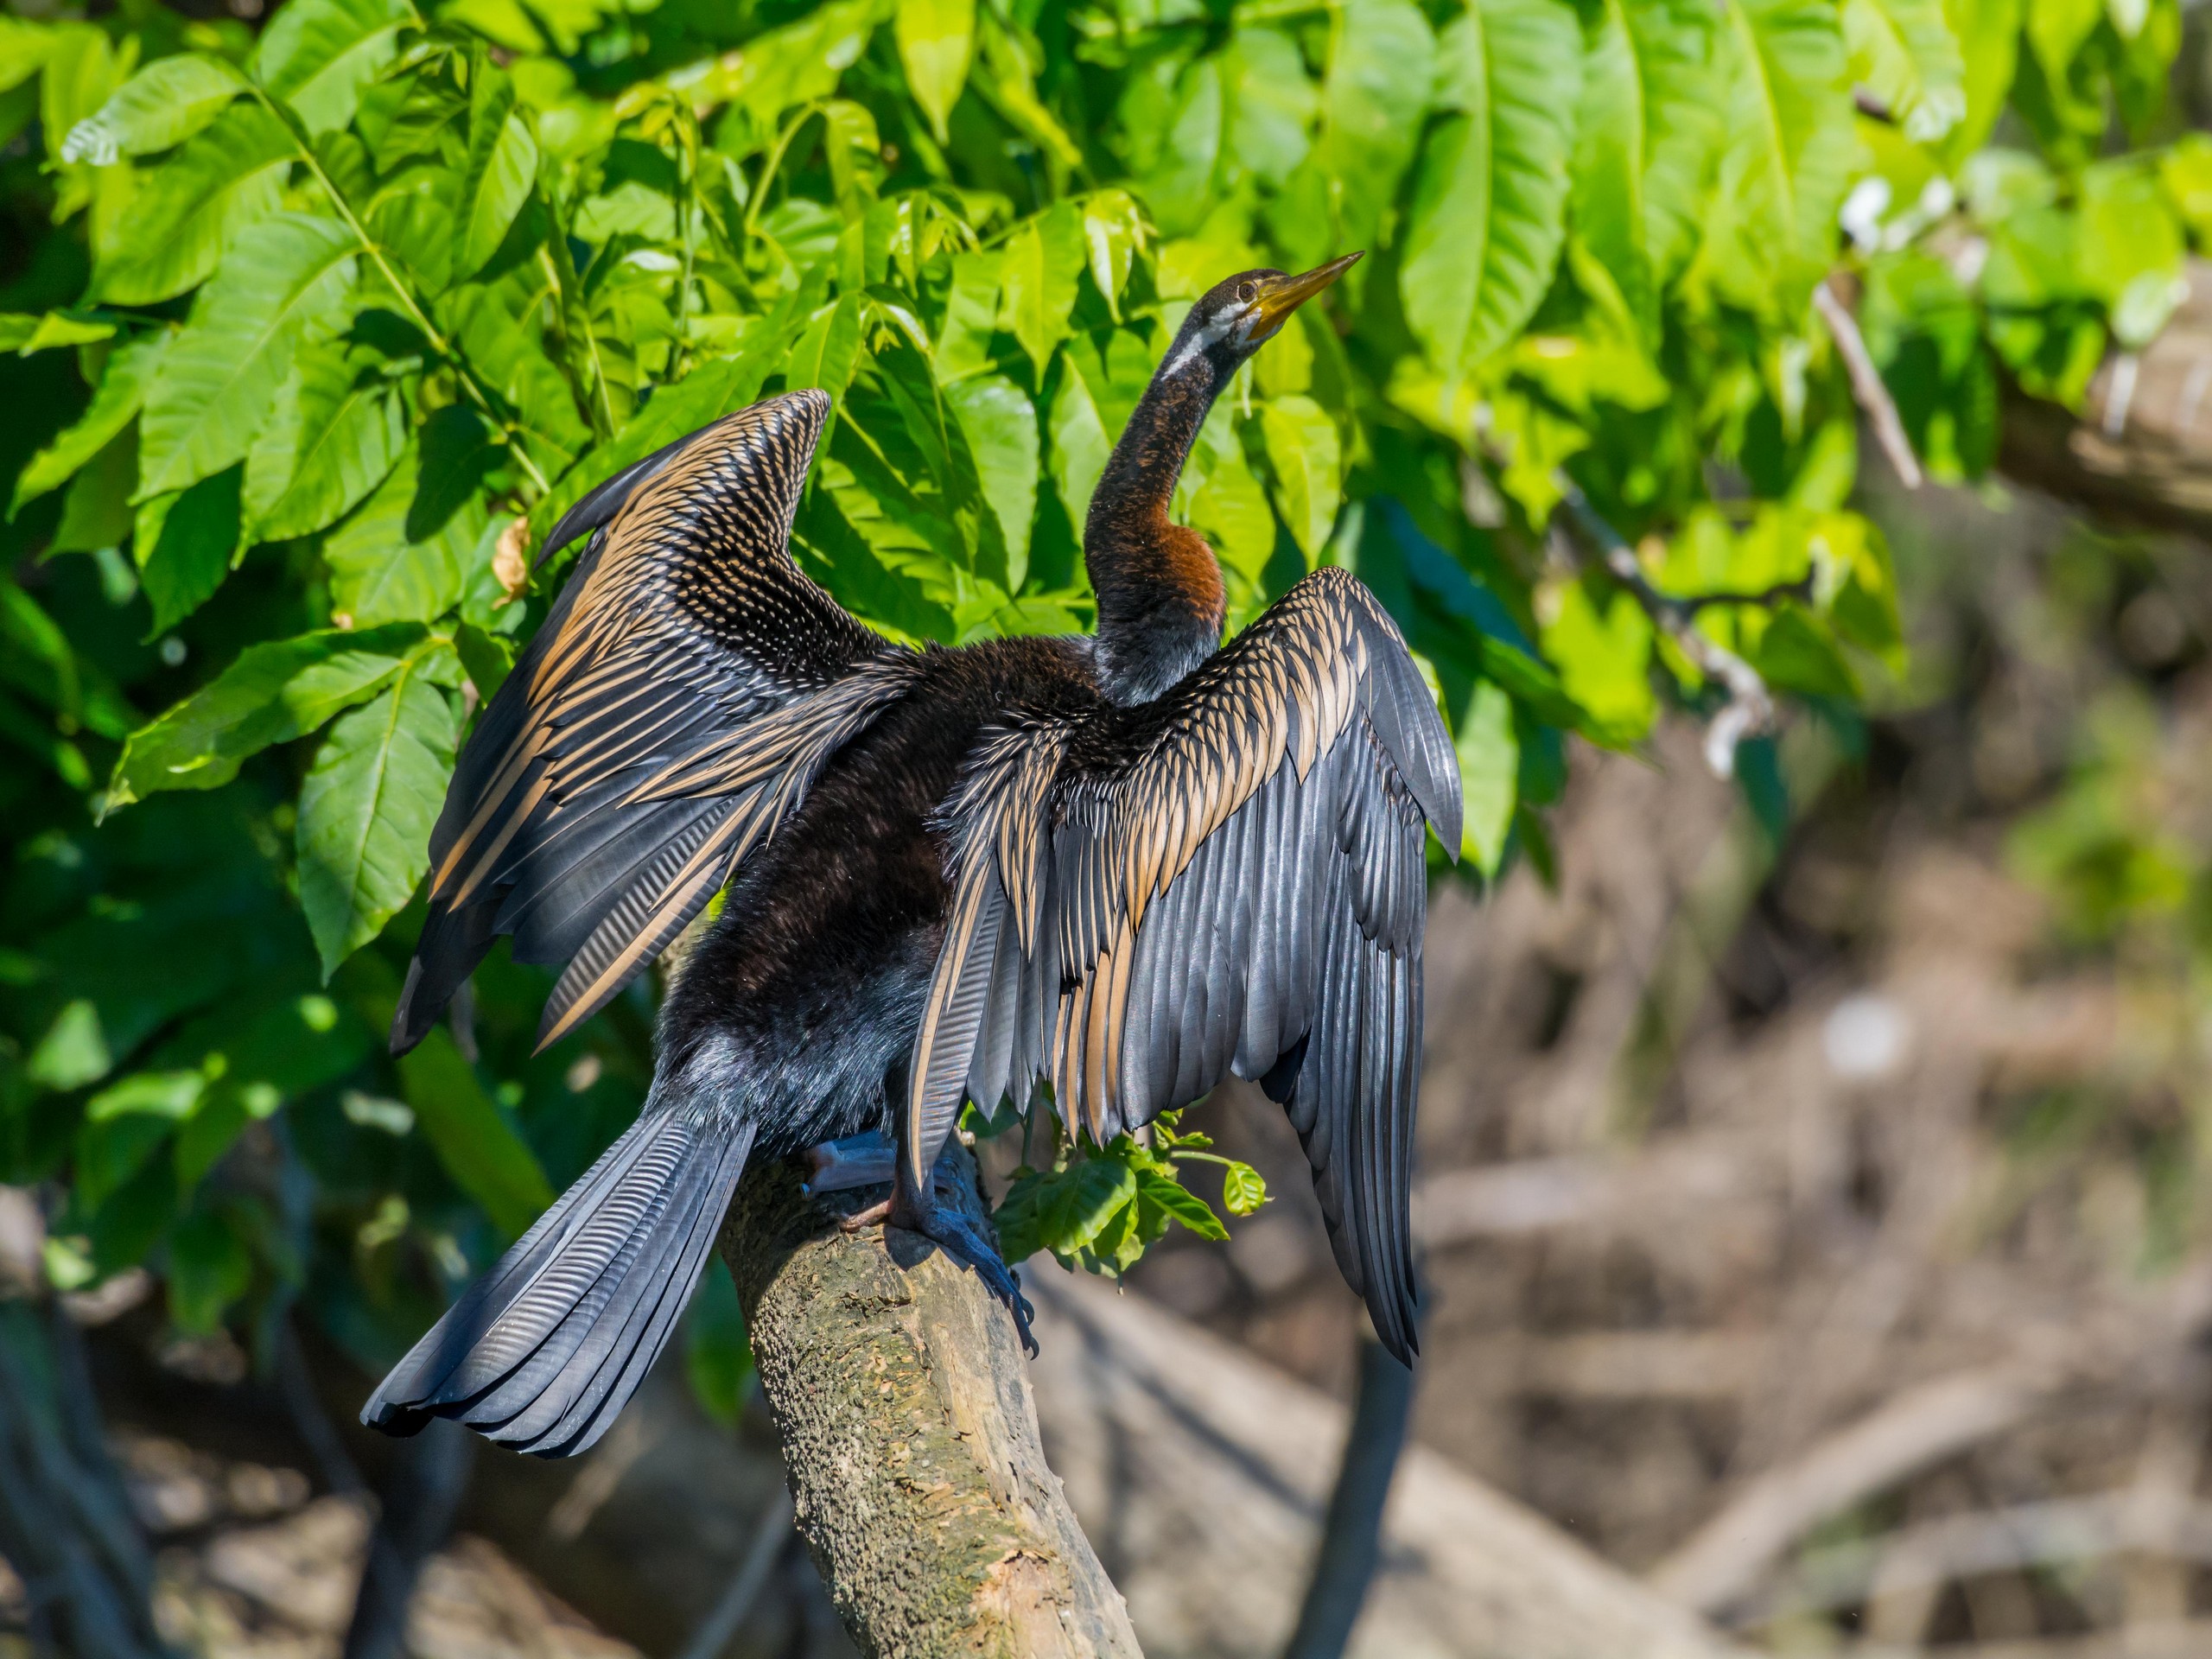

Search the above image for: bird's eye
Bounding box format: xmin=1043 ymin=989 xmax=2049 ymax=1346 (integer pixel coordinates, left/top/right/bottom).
xmin=1236 ymin=281 xmax=1257 ymax=304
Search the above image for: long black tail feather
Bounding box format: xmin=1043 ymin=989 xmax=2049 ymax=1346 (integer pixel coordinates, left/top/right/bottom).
xmin=361 ymin=1108 xmax=754 ymax=1459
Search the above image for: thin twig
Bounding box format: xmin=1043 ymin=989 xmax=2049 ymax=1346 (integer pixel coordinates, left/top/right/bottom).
xmin=1552 ymin=485 xmax=1783 ymax=778
xmin=1813 ymin=276 xmax=1924 ymax=490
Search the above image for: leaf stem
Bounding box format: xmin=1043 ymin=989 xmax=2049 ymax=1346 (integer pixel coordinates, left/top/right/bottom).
xmin=255 ymin=87 xmax=551 ymax=499
xmin=744 ymin=101 xmax=823 ymax=242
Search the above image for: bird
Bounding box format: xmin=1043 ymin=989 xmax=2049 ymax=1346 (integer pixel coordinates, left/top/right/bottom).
xmin=360 ymin=253 xmax=1461 ymax=1458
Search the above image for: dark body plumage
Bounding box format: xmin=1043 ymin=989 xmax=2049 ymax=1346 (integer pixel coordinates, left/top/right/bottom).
xmin=363 ymin=257 xmax=1460 ymax=1458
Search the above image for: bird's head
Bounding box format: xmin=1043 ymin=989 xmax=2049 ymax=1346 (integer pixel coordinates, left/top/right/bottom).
xmin=1157 ymin=253 xmax=1363 ymax=391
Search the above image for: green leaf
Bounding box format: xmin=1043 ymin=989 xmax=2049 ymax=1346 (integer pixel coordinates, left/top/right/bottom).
xmin=1692 ymin=0 xmax=1858 ymax=315
xmin=1135 ymin=1166 xmax=1229 ymax=1241
xmin=460 ymin=92 xmax=537 ymax=282
xmin=685 ymin=1262 xmax=753 ymax=1427
xmin=1259 ymin=394 xmax=1343 ymax=560
xmin=107 ymin=622 xmax=431 ymax=807
xmin=1048 ymin=355 xmax=1109 ymax=531
xmin=1 ymin=311 xmax=114 ymax=354
xmin=296 ymin=664 xmax=455 ymax=977
xmin=787 ymin=293 xmax=867 ymax=402
xmin=1276 ymin=0 xmax=1434 ymax=270
xmin=1182 ymin=405 xmax=1274 ymax=596
xmin=1223 ymin=28 xmax=1318 ymax=191
xmin=254 ymin=0 xmax=416 ymax=134
xmin=137 ymin=215 xmax=359 ymax=499
xmin=1000 ymin=201 xmax=1084 ymax=382
xmin=0 ymin=18 xmax=56 ymax=97
xmin=1745 ymin=604 xmax=1858 ymax=701
xmin=1571 ymin=0 xmax=1721 ymax=342
xmin=1454 ymin=677 xmax=1520 ymax=874
xmin=934 ymin=248 xmax=1004 ymax=380
xmin=90 ymin=101 xmax=294 ymax=306
xmin=1842 ymin=0 xmax=1967 ymax=142
xmin=1942 ymin=0 xmax=2020 ymax=158
xmin=245 ymin=343 xmax=408 ymax=541
xmin=1080 ymin=190 xmax=1146 ymax=322
xmin=1128 ymin=54 xmax=1222 ymax=237
xmin=396 ymin=1027 xmax=553 ymax=1240
xmin=38 ymin=24 xmax=124 ymax=223
xmin=408 ymin=405 xmax=500 ymax=543
xmin=12 ymin=329 xmax=170 ymax=516
xmin=1402 ymin=0 xmax=1581 ymax=378
xmin=1221 ymin=1160 xmax=1268 ymax=1217
xmin=894 ymin=0 xmax=975 ymax=143
xmin=1043 ymin=1157 xmax=1140 ymax=1255
xmin=136 ymin=467 xmax=242 ymax=635
xmin=453 ymin=621 xmax=514 ymax=702
xmin=324 ymin=442 xmax=487 ymax=627
xmin=942 ymin=374 xmax=1037 ymax=590
xmin=2079 ymin=160 xmax=2186 ymax=347
xmin=166 ymin=1211 xmax=252 ymax=1334
xmin=1541 ymin=578 xmax=1656 ymax=742
xmin=60 ymin=54 xmax=246 ymax=166
xmin=49 ymin=429 xmax=137 ymax=556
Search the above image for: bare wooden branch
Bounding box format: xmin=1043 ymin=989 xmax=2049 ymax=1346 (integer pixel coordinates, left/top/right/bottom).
xmin=715 ymin=1145 xmax=1141 ymax=1659
xmin=1028 ymin=1271 xmax=1750 ymax=1659
xmin=1998 ymin=259 xmax=2212 ymax=535
xmin=1553 ymin=486 xmax=1783 ymax=778
xmin=1814 ymin=276 xmax=1925 ymax=490
xmin=1648 ymin=1360 xmax=2085 ymax=1616
xmin=1743 ymin=1490 xmax=2212 ymax=1622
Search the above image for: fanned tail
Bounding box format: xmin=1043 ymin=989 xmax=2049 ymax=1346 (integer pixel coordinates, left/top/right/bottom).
xmin=361 ymin=1105 xmax=754 ymax=1459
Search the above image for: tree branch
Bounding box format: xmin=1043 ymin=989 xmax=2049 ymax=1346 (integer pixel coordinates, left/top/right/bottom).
xmin=1647 ymin=1359 xmax=2086 ymax=1617
xmin=715 ymin=1144 xmax=1142 ymax=1658
xmin=1552 ymin=486 xmax=1784 ymax=779
xmin=1814 ymin=276 xmax=1924 ymax=491
xmin=1283 ymin=1338 xmax=1414 ymax=1659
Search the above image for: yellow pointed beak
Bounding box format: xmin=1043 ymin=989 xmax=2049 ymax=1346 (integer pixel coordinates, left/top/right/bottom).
xmin=1251 ymin=252 xmax=1363 ymax=336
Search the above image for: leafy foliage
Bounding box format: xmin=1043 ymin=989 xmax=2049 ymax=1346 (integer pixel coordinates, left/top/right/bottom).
xmin=0 ymin=0 xmax=2193 ymax=1395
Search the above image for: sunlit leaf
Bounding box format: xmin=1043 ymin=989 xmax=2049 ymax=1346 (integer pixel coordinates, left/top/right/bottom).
xmin=296 ymin=664 xmax=455 ymax=977
xmin=62 ymin=54 xmax=245 ymax=166
xmin=137 ymin=214 xmax=359 ymax=499
xmin=254 ymin=0 xmax=416 ymax=134
xmin=89 ymin=101 xmax=293 ymax=305
xmin=109 ymin=622 xmax=432 ymax=806
xmin=895 ymin=0 xmax=975 ymax=143
xmin=1402 ymin=0 xmax=1581 ymax=378
xmin=12 ymin=329 xmax=170 ymax=515
xmin=245 ymin=342 xmax=408 ymax=541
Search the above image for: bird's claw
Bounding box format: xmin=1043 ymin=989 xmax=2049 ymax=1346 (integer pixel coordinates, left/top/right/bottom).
xmin=893 ymin=1198 xmax=1037 ymax=1357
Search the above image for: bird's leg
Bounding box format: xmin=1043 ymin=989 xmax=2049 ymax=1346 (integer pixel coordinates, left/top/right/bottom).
xmin=890 ymin=1158 xmax=1037 ymax=1356
xmin=804 ymin=1131 xmax=896 ymax=1197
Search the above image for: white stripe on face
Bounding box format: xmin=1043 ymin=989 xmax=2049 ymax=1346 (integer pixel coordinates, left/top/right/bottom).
xmin=1163 ymin=304 xmax=1255 ymax=378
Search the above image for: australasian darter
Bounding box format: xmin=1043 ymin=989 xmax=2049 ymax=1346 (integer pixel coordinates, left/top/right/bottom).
xmin=361 ymin=254 xmax=1462 ymax=1457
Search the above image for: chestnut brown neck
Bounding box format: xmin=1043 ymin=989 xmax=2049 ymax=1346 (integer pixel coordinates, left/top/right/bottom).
xmin=1084 ymin=359 xmax=1228 ymax=706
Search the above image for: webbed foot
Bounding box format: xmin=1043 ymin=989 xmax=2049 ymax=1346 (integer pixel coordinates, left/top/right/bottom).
xmin=891 ymin=1194 xmax=1037 ymax=1357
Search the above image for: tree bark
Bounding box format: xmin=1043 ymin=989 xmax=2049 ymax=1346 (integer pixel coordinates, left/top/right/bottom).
xmin=715 ymin=1144 xmax=1141 ymax=1659
xmin=1999 ymin=259 xmax=2212 ymax=537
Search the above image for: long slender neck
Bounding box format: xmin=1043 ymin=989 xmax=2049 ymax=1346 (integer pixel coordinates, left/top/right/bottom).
xmin=1084 ymin=360 xmax=1228 ymax=705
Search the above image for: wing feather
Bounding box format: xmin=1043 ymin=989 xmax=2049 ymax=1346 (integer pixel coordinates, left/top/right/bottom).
xmin=906 ymin=566 xmax=1458 ymax=1358
xmin=392 ymin=391 xmax=912 ymax=1054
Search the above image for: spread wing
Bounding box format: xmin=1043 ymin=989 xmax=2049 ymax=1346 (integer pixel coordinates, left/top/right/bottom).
xmin=907 ymin=566 xmax=1460 ymax=1358
xmin=393 ymin=390 xmax=916 ymax=1055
